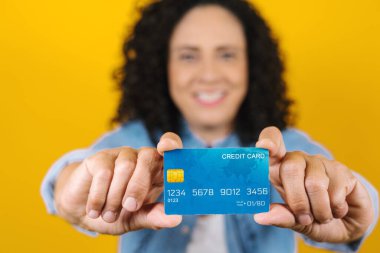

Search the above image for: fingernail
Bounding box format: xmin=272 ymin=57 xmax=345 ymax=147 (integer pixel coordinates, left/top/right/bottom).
xmin=298 ymin=214 xmax=312 ymax=225
xmin=253 ymin=213 xmax=267 ymax=224
xmin=160 ymin=139 xmax=177 ymax=149
xmin=103 ymin=211 xmax=116 ymax=222
xmin=124 ymin=197 xmax=137 ymax=211
xmin=88 ymin=210 xmax=100 ymax=219
xmin=255 ymin=140 xmax=263 ymax=147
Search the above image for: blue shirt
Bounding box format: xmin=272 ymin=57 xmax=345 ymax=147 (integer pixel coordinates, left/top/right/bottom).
xmin=41 ymin=119 xmax=379 ymax=253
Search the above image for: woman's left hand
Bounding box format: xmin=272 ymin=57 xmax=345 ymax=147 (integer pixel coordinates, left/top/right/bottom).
xmin=254 ymin=127 xmax=375 ymax=243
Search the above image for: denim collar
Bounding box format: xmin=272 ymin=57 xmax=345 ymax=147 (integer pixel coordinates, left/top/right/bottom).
xmin=178 ymin=117 xmax=241 ymax=148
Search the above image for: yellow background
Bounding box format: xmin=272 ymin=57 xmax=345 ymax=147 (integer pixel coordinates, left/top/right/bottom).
xmin=1 ymin=0 xmax=379 ymax=252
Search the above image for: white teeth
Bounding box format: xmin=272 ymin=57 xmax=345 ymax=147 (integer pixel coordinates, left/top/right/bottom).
xmin=196 ymin=91 xmax=224 ymax=103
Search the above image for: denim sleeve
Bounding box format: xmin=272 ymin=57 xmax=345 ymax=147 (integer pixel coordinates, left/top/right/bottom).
xmin=283 ymin=128 xmax=379 ymax=252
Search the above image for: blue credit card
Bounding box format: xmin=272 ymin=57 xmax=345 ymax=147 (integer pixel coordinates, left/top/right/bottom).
xmin=163 ymin=148 xmax=270 ymax=215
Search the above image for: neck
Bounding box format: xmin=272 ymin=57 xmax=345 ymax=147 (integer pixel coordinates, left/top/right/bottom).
xmin=188 ymin=123 xmax=232 ymax=147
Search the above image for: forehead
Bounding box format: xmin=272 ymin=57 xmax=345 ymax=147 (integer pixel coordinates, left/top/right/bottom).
xmin=170 ymin=5 xmax=246 ymax=48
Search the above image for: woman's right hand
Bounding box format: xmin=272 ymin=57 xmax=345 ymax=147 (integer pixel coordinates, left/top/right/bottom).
xmin=54 ymin=132 xmax=183 ymax=235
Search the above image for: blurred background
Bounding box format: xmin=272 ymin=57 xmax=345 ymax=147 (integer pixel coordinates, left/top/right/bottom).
xmin=1 ymin=0 xmax=379 ymax=252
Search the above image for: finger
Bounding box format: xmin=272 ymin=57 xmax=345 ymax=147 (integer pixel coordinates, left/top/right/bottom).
xmin=123 ymin=147 xmax=162 ymax=212
xmin=101 ymin=148 xmax=137 ymax=223
xmin=84 ymin=152 xmax=115 ymax=219
xmin=254 ymin=203 xmax=296 ymax=228
xmin=324 ymin=160 xmax=353 ymax=219
xmin=256 ymin=126 xmax=286 ymax=165
xmin=157 ymin=132 xmax=183 ymax=155
xmin=304 ymin=156 xmax=332 ymax=223
xmin=126 ymin=202 xmax=182 ymax=231
xmin=280 ymin=152 xmax=313 ymax=225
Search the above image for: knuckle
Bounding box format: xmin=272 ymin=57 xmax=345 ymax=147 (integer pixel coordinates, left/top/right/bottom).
xmin=281 ymin=160 xmax=304 ymax=177
xmin=347 ymin=173 xmax=358 ymax=190
xmin=289 ymin=198 xmax=309 ymax=214
xmin=104 ymin=199 xmax=122 ymax=212
xmin=120 ymin=159 xmax=136 ymax=172
xmin=291 ymin=150 xmax=306 ymax=158
xmin=316 ymin=214 xmax=333 ymax=224
xmin=83 ymin=155 xmax=97 ymax=169
xmin=139 ymin=148 xmax=158 ymax=160
xmin=89 ymin=193 xmax=105 ymax=208
xmin=121 ymin=146 xmax=134 ymax=152
xmin=332 ymin=201 xmax=346 ymax=213
xmin=113 ymin=166 xmax=127 ymax=180
xmin=96 ymin=168 xmax=113 ymax=181
xmin=314 ymin=154 xmax=326 ymax=160
xmin=333 ymin=161 xmax=349 ymax=173
xmin=138 ymin=148 xmax=161 ymax=170
xmin=116 ymin=152 xmax=137 ymax=173
xmin=114 ymin=161 xmax=135 ymax=179
xmin=305 ymin=178 xmax=329 ymax=194
xmin=84 ymin=152 xmax=112 ymax=169
xmin=128 ymin=178 xmax=149 ymax=197
xmin=96 ymin=150 xmax=113 ymax=161
xmin=119 ymin=147 xmax=137 ymax=157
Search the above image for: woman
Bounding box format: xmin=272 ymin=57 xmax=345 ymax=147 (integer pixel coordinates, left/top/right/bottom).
xmin=41 ymin=0 xmax=378 ymax=252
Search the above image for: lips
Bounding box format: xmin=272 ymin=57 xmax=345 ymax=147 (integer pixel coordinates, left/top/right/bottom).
xmin=194 ymin=90 xmax=226 ymax=106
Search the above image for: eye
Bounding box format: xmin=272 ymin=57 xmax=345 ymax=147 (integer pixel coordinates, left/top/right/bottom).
xmin=220 ymin=52 xmax=236 ymax=60
xmin=179 ymin=53 xmax=196 ymax=62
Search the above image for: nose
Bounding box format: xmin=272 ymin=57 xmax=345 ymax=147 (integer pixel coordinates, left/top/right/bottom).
xmin=198 ymin=58 xmax=221 ymax=84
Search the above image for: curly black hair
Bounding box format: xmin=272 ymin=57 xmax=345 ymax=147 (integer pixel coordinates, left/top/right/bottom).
xmin=113 ymin=0 xmax=294 ymax=146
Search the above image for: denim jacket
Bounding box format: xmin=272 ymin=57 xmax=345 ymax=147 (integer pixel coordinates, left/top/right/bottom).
xmin=41 ymin=119 xmax=379 ymax=253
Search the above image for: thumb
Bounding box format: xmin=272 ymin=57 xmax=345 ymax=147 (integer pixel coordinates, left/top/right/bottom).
xmin=256 ymin=126 xmax=286 ymax=165
xmin=254 ymin=203 xmax=296 ymax=228
xmin=127 ymin=202 xmax=182 ymax=231
xmin=157 ymin=132 xmax=183 ymax=156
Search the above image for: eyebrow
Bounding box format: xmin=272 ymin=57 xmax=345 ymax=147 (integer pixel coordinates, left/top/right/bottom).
xmin=173 ymin=46 xmax=198 ymax=51
xmin=172 ymin=45 xmax=242 ymax=52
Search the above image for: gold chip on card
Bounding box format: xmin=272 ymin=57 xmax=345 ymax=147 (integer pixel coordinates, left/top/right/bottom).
xmin=167 ymin=169 xmax=184 ymax=183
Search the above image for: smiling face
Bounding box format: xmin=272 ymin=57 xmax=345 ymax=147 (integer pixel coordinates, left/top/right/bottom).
xmin=168 ymin=4 xmax=248 ymax=140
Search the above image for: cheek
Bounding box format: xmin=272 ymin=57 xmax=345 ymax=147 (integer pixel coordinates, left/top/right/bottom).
xmin=225 ymin=70 xmax=248 ymax=109
xmin=237 ymin=64 xmax=249 ymax=97
xmin=225 ymin=64 xmax=248 ymax=94
xmin=168 ymin=65 xmax=192 ymax=108
xmin=221 ymin=55 xmax=248 ymax=87
xmin=168 ymin=64 xmax=196 ymax=100
xmin=237 ymin=60 xmax=249 ymax=88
